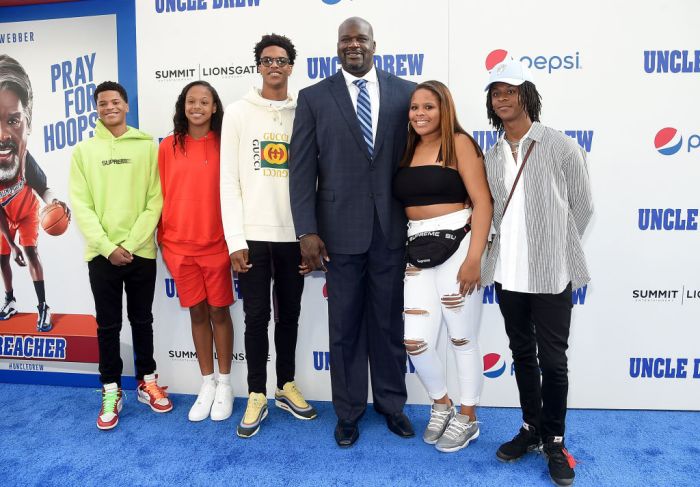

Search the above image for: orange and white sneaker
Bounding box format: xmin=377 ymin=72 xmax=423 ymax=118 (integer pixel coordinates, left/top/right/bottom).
xmin=97 ymin=382 xmax=123 ymax=430
xmin=137 ymin=373 xmax=173 ymax=413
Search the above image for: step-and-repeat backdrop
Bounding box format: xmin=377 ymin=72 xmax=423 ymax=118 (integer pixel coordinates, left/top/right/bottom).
xmin=1 ymin=0 xmax=698 ymax=410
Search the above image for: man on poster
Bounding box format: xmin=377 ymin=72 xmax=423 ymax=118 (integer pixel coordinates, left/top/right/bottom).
xmin=0 ymin=54 xmax=70 ymax=332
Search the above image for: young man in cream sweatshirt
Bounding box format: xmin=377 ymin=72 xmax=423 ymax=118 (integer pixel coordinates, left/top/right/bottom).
xmin=220 ymin=34 xmax=316 ymax=439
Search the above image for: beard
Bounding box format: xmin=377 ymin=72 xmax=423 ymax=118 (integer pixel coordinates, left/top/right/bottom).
xmin=340 ymin=49 xmax=371 ymax=75
xmin=0 ymin=157 xmax=20 ymax=183
xmin=0 ymin=140 xmax=22 ymax=183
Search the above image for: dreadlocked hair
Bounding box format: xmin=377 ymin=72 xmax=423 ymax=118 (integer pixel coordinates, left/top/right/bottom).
xmin=486 ymin=81 xmax=541 ymax=131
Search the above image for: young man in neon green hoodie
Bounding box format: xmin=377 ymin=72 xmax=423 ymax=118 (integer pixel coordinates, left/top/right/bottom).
xmin=69 ymin=81 xmax=172 ymax=430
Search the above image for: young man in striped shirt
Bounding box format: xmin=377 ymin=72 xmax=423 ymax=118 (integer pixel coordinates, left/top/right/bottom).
xmin=482 ymin=59 xmax=593 ymax=487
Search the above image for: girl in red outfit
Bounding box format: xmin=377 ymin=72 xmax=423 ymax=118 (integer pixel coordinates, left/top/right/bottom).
xmin=158 ymin=81 xmax=235 ymax=422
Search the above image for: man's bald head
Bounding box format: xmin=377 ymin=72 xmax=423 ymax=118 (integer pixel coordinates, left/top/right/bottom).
xmin=338 ymin=17 xmax=374 ymax=38
xmin=337 ymin=17 xmax=376 ymax=77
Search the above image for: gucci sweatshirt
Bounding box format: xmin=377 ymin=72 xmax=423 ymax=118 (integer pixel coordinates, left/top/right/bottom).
xmin=219 ymin=88 xmax=297 ymax=253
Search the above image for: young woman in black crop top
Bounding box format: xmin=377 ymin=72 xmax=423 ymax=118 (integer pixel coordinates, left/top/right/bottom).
xmin=393 ymin=80 xmax=492 ymax=452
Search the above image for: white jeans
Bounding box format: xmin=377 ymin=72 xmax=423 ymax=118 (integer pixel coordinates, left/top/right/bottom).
xmin=404 ymin=209 xmax=484 ymax=406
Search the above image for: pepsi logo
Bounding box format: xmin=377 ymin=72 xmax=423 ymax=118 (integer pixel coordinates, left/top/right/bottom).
xmin=485 ymin=49 xmax=509 ymax=71
xmin=654 ymin=127 xmax=683 ymax=155
xmin=485 ymin=49 xmax=582 ymax=74
xmin=483 ymin=353 xmax=507 ymax=378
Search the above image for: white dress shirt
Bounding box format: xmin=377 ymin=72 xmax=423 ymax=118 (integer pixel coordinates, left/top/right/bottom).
xmin=341 ymin=66 xmax=380 ymax=143
xmin=495 ymin=126 xmax=533 ymax=293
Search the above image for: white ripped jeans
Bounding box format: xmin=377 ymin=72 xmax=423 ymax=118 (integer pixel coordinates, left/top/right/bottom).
xmin=404 ymin=209 xmax=484 ymax=407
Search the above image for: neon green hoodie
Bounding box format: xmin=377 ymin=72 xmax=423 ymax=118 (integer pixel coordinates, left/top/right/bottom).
xmin=69 ymin=120 xmax=162 ymax=261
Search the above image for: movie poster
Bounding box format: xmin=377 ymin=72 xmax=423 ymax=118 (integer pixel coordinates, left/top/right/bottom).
xmin=0 ymin=15 xmax=121 ymax=383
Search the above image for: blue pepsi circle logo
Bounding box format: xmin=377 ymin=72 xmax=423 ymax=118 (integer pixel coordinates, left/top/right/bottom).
xmin=654 ymin=127 xmax=683 ymax=155
xmin=322 ymin=0 xmax=343 ymax=4
xmin=483 ymin=353 xmax=506 ymax=378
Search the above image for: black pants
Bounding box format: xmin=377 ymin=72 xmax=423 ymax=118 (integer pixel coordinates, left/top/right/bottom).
xmin=326 ymin=213 xmax=407 ymax=422
xmin=495 ymin=282 xmax=572 ymax=439
xmin=238 ymin=241 xmax=304 ymax=394
xmin=88 ymin=255 xmax=157 ymax=387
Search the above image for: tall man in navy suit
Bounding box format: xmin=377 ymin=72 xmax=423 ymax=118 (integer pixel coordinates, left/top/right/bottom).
xmin=290 ymin=17 xmax=416 ymax=447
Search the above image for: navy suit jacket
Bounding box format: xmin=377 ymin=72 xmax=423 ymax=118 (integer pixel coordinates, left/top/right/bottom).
xmin=289 ymin=69 xmax=415 ymax=254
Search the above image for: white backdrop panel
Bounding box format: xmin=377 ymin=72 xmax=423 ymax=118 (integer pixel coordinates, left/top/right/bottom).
xmin=136 ymin=0 xmax=448 ymax=403
xmin=132 ymin=0 xmax=700 ymax=410
xmin=449 ymin=0 xmax=700 ymax=410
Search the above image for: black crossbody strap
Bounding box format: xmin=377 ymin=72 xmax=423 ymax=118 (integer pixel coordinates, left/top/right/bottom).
xmin=502 ymin=141 xmax=536 ymax=219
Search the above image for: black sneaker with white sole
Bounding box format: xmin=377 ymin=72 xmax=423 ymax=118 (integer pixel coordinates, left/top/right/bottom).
xmin=36 ymin=303 xmax=52 ymax=332
xmin=496 ymin=423 xmax=542 ymax=462
xmin=544 ymin=436 xmax=576 ymax=486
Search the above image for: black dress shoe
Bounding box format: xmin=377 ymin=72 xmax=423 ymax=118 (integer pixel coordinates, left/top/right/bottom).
xmin=385 ymin=411 xmax=415 ymax=438
xmin=334 ymin=419 xmax=359 ymax=447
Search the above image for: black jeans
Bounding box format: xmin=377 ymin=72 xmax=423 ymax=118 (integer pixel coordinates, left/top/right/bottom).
xmin=238 ymin=241 xmax=304 ymax=394
xmin=495 ymin=282 xmax=573 ymax=439
xmin=88 ymin=255 xmax=157 ymax=387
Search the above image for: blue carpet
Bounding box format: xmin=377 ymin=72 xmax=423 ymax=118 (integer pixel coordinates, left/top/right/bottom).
xmin=0 ymin=383 xmax=697 ymax=486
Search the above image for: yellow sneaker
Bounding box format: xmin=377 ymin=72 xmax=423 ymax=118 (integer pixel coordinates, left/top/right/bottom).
xmin=236 ymin=392 xmax=268 ymax=438
xmin=274 ymin=381 xmax=317 ymax=420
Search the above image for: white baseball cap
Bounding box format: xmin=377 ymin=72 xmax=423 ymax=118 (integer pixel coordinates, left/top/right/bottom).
xmin=485 ymin=58 xmax=535 ymax=91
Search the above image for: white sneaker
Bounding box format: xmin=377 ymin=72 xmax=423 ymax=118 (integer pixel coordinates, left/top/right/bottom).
xmin=188 ymin=380 xmax=217 ymax=422
xmin=210 ymin=380 xmax=233 ymax=421
xmin=0 ymin=298 xmax=17 ymax=320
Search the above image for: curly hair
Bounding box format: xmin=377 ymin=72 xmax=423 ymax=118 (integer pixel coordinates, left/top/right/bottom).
xmin=172 ymin=81 xmax=224 ymax=152
xmin=94 ymin=81 xmax=128 ymax=104
xmin=254 ymin=33 xmax=297 ymax=66
xmin=486 ymin=81 xmax=541 ymax=131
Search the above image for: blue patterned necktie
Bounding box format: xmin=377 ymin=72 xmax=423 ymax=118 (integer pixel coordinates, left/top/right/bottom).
xmin=353 ymin=79 xmax=373 ymax=157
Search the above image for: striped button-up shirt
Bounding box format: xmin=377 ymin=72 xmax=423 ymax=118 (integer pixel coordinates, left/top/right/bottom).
xmin=482 ymin=122 xmax=593 ymax=293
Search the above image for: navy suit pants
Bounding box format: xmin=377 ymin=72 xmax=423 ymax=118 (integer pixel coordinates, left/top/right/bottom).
xmin=325 ymin=211 xmax=407 ymax=422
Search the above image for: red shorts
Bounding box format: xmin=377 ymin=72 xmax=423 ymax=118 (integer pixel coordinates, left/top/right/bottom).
xmin=161 ymin=247 xmax=234 ymax=308
xmin=0 ymin=186 xmax=40 ymax=255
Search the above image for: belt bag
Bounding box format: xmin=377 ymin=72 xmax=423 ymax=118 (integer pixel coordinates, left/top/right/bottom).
xmin=406 ymin=225 xmax=471 ymax=269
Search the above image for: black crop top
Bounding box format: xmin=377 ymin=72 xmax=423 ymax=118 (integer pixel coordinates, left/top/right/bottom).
xmin=393 ymin=165 xmax=468 ymax=207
